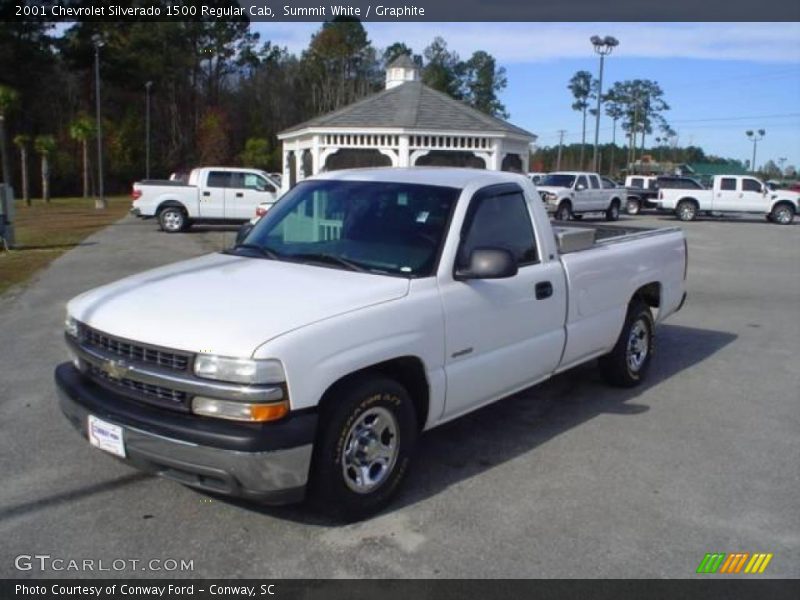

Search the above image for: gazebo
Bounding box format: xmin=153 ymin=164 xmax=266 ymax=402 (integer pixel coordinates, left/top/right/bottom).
xmin=277 ymin=55 xmax=536 ymax=191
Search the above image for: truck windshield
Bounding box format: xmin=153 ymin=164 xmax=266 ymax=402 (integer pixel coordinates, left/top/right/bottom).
xmin=539 ymin=174 xmax=576 ymax=188
xmin=236 ymin=179 xmax=460 ymax=277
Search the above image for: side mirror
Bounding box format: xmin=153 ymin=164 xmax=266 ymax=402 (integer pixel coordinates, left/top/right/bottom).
xmin=455 ymin=247 xmax=518 ymax=280
xmin=576 ymin=184 xmax=586 ymax=191
xmin=235 ymin=222 xmax=254 ymax=246
xmin=264 ymin=185 xmax=276 ymax=193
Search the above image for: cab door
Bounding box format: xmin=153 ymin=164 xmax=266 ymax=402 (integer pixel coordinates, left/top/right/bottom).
xmin=573 ymin=174 xmax=592 ymax=212
xmin=713 ymin=177 xmax=739 ymax=211
xmin=740 ymin=177 xmax=769 ymax=213
xmin=199 ymin=171 xmax=228 ymax=218
xmin=226 ymin=172 xmax=278 ymax=219
xmin=588 ymin=174 xmax=604 ymax=210
xmin=439 ymin=184 xmax=567 ymax=419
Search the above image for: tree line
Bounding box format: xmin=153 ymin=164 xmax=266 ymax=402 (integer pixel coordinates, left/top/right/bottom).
xmin=0 ymin=13 xmax=508 ymax=201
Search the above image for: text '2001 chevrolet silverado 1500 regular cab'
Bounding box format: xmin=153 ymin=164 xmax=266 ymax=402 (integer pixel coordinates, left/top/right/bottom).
xmin=56 ymin=168 xmax=687 ymax=520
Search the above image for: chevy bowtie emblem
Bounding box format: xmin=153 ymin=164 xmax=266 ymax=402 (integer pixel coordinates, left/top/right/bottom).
xmin=103 ymin=359 xmax=130 ymax=379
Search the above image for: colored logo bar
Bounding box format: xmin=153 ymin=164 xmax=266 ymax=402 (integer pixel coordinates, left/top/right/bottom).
xmin=696 ymin=553 xmax=773 ymax=574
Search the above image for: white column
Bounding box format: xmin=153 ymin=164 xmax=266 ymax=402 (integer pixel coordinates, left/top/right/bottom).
xmin=312 ymin=135 xmax=321 ymax=175
xmin=398 ymin=135 xmax=410 ymax=167
xmin=490 ymin=140 xmax=502 ymax=170
xmin=281 ymin=146 xmax=291 ymax=193
xmin=409 ymin=149 xmax=430 ymax=166
xmin=294 ymin=140 xmax=303 ymax=183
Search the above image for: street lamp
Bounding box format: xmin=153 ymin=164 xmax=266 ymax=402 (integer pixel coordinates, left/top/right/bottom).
xmin=145 ymin=81 xmax=153 ymax=180
xmin=590 ymin=35 xmax=619 ymax=173
xmin=92 ymin=34 xmax=106 ymax=209
xmin=745 ymin=129 xmax=765 ymax=174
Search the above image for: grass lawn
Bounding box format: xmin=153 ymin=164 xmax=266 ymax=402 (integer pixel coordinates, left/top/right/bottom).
xmin=0 ymin=196 xmax=130 ymax=296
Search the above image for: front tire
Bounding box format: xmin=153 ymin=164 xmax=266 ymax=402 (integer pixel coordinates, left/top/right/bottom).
xmin=555 ymin=202 xmax=572 ymax=221
xmin=676 ymin=200 xmax=697 ymax=222
xmin=308 ymin=375 xmax=417 ymax=521
xmin=606 ymin=200 xmax=621 ymax=221
xmin=770 ymin=203 xmax=795 ymax=225
xmin=599 ymin=300 xmax=654 ymax=388
xmin=158 ymin=207 xmax=188 ymax=233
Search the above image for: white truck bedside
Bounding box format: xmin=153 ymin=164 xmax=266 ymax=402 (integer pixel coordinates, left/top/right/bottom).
xmin=56 ymin=168 xmax=687 ymax=520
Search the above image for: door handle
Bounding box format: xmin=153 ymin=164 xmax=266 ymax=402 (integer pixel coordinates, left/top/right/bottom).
xmin=202 ymin=191 xmax=210 ymax=197
xmin=535 ymin=281 xmax=553 ymax=300
xmin=235 ymin=192 xmax=244 ymax=198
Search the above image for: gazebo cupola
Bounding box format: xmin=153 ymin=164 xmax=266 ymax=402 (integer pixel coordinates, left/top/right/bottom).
xmin=385 ymin=54 xmax=420 ymax=89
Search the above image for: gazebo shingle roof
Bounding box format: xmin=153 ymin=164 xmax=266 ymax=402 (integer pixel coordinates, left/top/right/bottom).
xmin=280 ymin=81 xmax=534 ymax=138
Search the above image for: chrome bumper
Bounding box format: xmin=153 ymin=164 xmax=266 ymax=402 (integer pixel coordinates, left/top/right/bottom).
xmin=56 ymin=363 xmax=314 ymax=504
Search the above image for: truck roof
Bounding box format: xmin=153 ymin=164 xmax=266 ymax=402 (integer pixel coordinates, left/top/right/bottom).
xmin=312 ymin=167 xmax=529 ymax=188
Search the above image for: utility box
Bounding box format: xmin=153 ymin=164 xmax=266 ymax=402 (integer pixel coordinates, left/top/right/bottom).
xmin=0 ymin=184 xmax=15 ymax=248
xmin=552 ymin=225 xmax=596 ymax=254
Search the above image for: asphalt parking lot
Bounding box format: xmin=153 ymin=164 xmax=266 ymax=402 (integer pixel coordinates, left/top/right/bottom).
xmin=0 ymin=211 xmax=798 ymax=578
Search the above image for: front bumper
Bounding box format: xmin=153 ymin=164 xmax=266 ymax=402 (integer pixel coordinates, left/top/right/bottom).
xmin=55 ymin=363 xmax=316 ymax=504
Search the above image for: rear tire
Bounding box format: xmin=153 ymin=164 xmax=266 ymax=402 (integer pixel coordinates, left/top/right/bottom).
xmin=158 ymin=207 xmax=188 ymax=233
xmin=676 ymin=200 xmax=697 ymax=222
xmin=599 ymin=300 xmax=654 ymax=388
xmin=308 ymin=375 xmax=418 ymax=522
xmin=770 ymin=203 xmax=794 ymax=225
xmin=605 ymin=200 xmax=621 ymax=221
xmin=555 ymin=202 xmax=572 ymax=221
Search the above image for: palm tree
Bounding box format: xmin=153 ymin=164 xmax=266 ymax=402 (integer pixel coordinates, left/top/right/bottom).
xmin=13 ymin=134 xmax=31 ymax=206
xmin=69 ymin=115 xmax=95 ymax=199
xmin=34 ymin=135 xmax=56 ymax=203
xmin=0 ymin=85 xmax=19 ymax=189
xmin=568 ymin=71 xmax=594 ymax=170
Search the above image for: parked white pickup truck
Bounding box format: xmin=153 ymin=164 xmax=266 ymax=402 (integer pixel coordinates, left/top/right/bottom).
xmin=131 ymin=167 xmax=281 ymax=232
xmin=537 ymin=171 xmax=624 ymax=221
xmin=57 ymin=168 xmax=687 ymax=520
xmin=658 ymin=174 xmax=799 ymax=224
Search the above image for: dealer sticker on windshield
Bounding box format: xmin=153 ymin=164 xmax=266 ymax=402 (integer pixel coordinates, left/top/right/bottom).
xmin=87 ymin=415 xmax=126 ymax=458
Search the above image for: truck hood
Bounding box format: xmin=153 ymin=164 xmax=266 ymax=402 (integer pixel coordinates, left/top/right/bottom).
xmin=67 ymin=253 xmax=410 ymax=357
xmin=536 ymin=186 xmax=569 ymax=195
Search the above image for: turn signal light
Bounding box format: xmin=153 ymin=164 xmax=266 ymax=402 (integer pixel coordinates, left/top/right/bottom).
xmin=192 ymin=397 xmax=289 ymax=422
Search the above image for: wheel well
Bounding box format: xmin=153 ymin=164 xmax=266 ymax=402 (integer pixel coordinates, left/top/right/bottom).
xmin=318 ymin=357 xmax=430 ymax=431
xmin=156 ymin=200 xmax=187 ymax=215
xmin=772 ymin=200 xmax=795 ymax=213
xmin=610 ymin=197 xmax=621 ymax=207
xmin=632 ymin=282 xmax=661 ymax=309
xmin=677 ymin=197 xmax=698 ymax=207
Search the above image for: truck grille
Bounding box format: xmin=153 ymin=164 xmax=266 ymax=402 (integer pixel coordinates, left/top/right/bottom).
xmin=87 ymin=364 xmax=188 ymax=407
xmin=79 ymin=324 xmax=191 ymax=371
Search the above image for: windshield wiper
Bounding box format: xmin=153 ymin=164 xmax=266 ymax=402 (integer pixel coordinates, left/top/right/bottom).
xmin=231 ymin=243 xmax=282 ymax=260
xmin=289 ymin=252 xmax=368 ymax=273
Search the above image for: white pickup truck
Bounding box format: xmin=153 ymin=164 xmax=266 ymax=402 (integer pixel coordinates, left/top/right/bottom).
xmin=57 ymin=168 xmax=687 ymax=520
xmin=658 ymin=174 xmax=799 ymax=224
xmin=131 ymin=167 xmax=281 ymax=232
xmin=537 ymin=171 xmax=625 ymax=221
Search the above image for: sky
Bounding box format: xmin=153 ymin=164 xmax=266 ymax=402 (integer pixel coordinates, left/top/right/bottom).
xmin=252 ymin=22 xmax=800 ymax=171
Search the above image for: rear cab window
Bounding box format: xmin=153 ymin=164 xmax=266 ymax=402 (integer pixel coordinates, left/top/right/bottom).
xmin=206 ymin=172 xmax=232 ymax=188
xmin=720 ymin=178 xmax=737 ymax=191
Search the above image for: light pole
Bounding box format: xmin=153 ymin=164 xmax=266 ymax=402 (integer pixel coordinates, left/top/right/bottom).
xmin=92 ymin=34 xmax=106 ymax=209
xmin=590 ymin=35 xmax=619 ymax=173
xmin=145 ymin=81 xmax=153 ymax=180
xmin=745 ymin=129 xmax=765 ymax=174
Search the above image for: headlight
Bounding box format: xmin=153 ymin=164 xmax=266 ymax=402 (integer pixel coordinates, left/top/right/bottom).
xmin=65 ymin=315 xmax=79 ymax=338
xmin=193 ymin=355 xmax=285 ymax=384
xmin=192 ymin=397 xmax=289 ymax=422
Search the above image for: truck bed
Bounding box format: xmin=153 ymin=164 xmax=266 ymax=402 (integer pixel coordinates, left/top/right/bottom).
xmin=552 ymin=221 xmax=681 ymax=254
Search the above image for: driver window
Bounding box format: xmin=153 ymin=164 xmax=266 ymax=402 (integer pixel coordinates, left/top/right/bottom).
xmin=576 ymin=176 xmax=588 ymax=190
xmin=242 ymin=173 xmax=271 ymax=191
xmin=742 ymin=179 xmax=762 ymax=193
xmin=459 ymin=190 xmax=537 ymax=269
